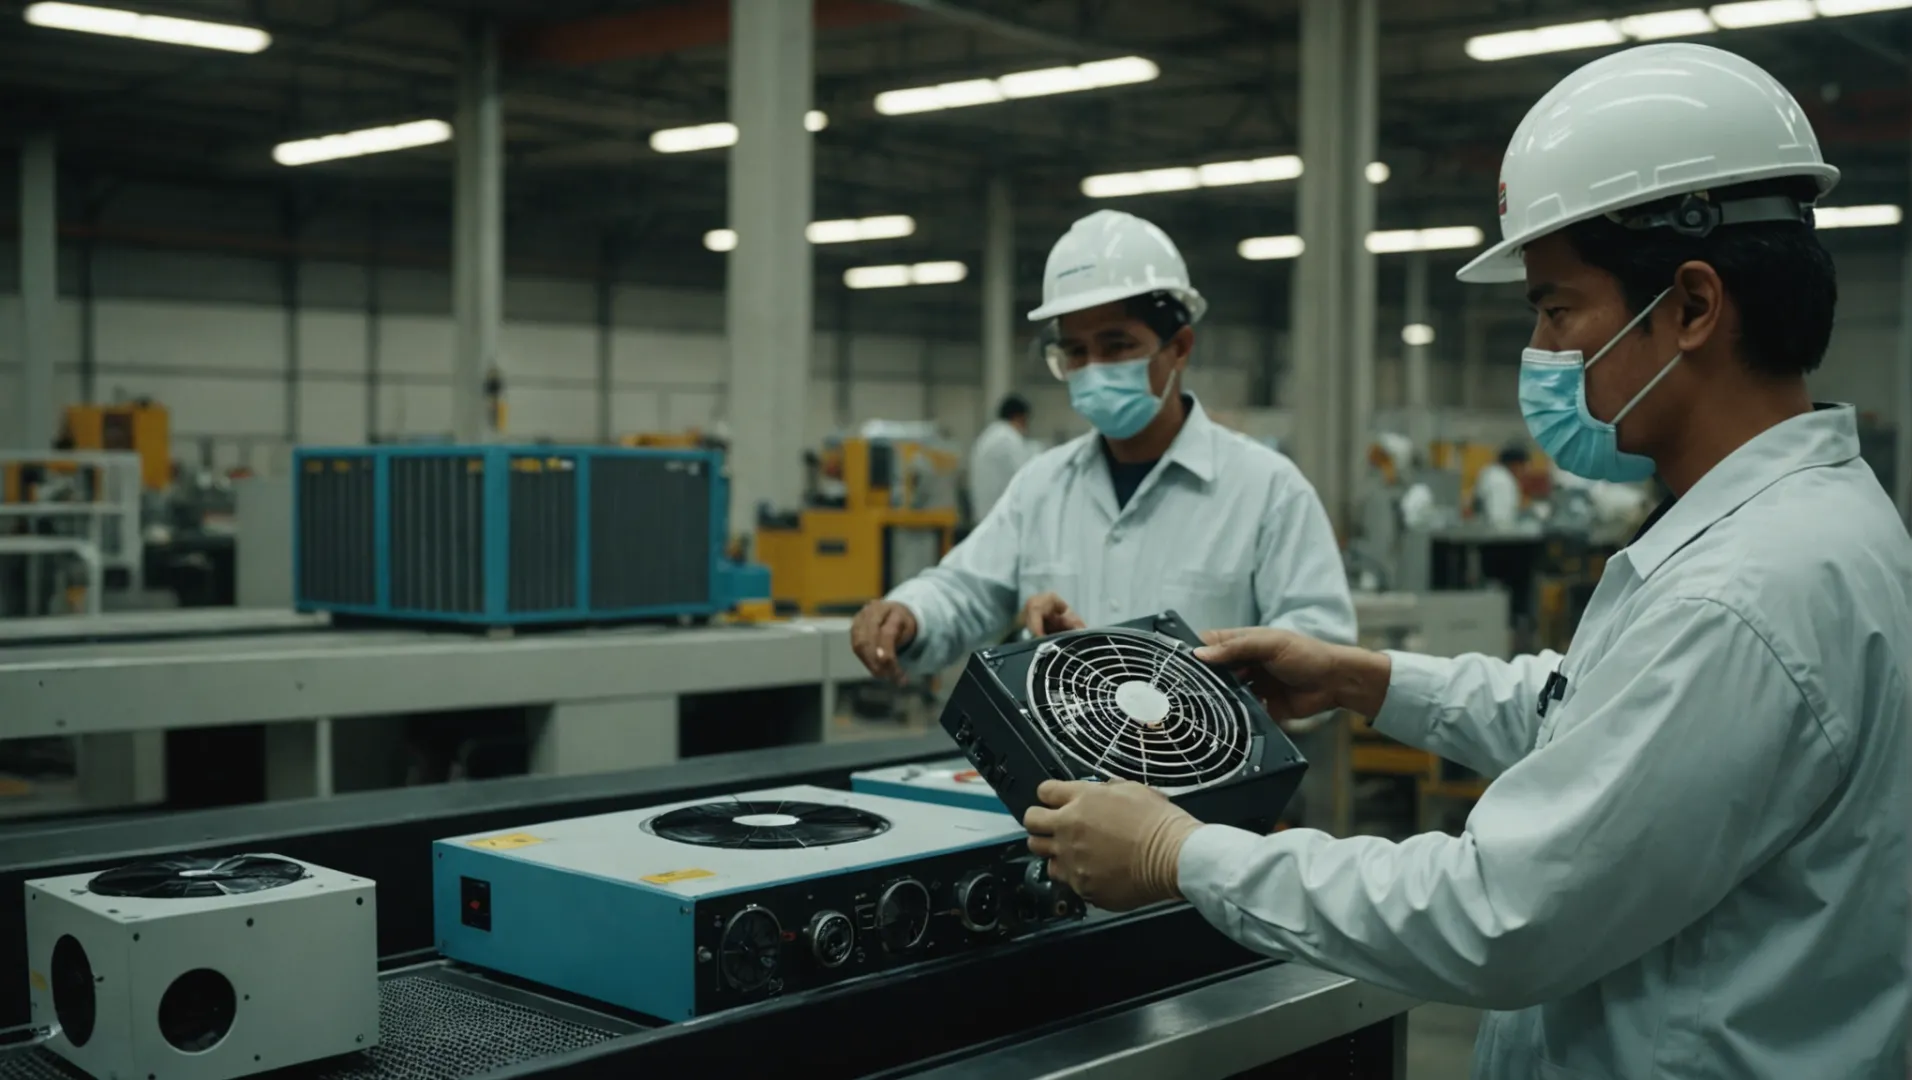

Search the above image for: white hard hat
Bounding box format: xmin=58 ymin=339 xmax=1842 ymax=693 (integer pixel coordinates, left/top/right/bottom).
xmin=1457 ymin=43 xmax=1839 ymax=285
xmin=1028 ymin=209 xmax=1208 ymax=324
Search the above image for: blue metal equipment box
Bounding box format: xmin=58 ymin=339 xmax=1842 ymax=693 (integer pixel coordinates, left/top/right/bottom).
xmin=292 ymin=445 xmax=769 ymax=626
xmin=851 ymin=758 xmax=1015 ymax=816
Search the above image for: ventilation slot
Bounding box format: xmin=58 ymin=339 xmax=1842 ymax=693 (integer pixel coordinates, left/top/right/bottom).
xmin=508 ymin=457 xmax=578 ymax=614
xmin=589 ymin=456 xmax=711 ymax=612
xmin=297 ymin=457 xmax=375 ymax=606
xmin=390 ymin=456 xmax=485 ymax=614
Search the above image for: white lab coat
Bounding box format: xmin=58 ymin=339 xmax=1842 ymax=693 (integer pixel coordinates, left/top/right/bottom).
xmin=1473 ymin=462 xmax=1522 ymax=528
xmin=890 ymin=397 xmax=1356 ymax=673
xmin=966 ymin=419 xmax=1037 ymax=523
xmin=1178 ymin=406 xmax=1910 ymax=1078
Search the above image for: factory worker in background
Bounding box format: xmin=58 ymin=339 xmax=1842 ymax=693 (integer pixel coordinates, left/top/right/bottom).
xmin=851 ymin=208 xmax=1356 ymax=680
xmin=966 ymin=394 xmax=1037 ymax=525
xmin=1472 ymin=443 xmax=1528 ymax=528
xmin=1024 ymin=44 xmax=1910 ymax=1080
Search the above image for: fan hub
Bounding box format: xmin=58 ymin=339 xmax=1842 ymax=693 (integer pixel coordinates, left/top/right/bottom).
xmin=732 ymin=812 xmax=802 ymax=828
xmin=1114 ymin=681 xmax=1172 ymax=728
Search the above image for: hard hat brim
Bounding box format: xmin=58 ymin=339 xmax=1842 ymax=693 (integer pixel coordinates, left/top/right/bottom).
xmin=1456 ymin=161 xmax=1841 ymax=285
xmin=1028 ymin=284 xmax=1208 ymax=324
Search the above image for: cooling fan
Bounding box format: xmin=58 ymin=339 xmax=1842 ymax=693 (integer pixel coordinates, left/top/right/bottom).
xmin=88 ymin=854 xmax=309 ymax=899
xmin=646 ymin=799 xmax=892 ymax=849
xmin=939 ymin=610 xmax=1307 ymax=830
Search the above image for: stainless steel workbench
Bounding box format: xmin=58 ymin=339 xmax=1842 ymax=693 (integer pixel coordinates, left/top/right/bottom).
xmin=900 ymin=962 xmax=1419 ymax=1079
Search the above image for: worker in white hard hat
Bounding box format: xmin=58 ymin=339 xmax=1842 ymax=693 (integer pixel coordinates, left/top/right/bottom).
xmin=850 ymin=208 xmax=1356 ymax=708
xmin=1024 ymin=44 xmax=1910 ymax=1079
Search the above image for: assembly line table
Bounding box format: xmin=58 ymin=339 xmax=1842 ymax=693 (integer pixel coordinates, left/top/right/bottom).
xmin=0 ymin=609 xmax=872 ymax=808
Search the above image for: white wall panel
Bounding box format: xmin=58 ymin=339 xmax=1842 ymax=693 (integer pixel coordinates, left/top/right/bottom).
xmin=611 ymin=391 xmax=663 ymax=435
xmin=378 ymin=315 xmax=453 ymax=377
xmin=502 ymin=321 xmax=597 ymax=383
xmin=298 ymin=380 xmax=368 ymax=446
xmin=299 ymin=310 xmax=367 ymax=375
xmin=97 ymin=300 xmax=284 ymax=374
xmin=504 ymin=386 xmax=599 ymax=441
xmin=111 ymin=373 xmax=284 ymax=437
xmin=378 ymin=382 xmax=453 ymax=437
xmin=612 ymin=328 xmax=727 ymax=386
xmin=661 ymin=388 xmax=723 ymax=430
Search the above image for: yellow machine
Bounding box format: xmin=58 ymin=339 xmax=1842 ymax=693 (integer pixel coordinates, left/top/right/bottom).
xmin=756 ymin=437 xmax=960 ymax=615
xmin=67 ymin=401 xmax=172 ymax=490
xmin=621 ymin=430 xmax=714 ymax=450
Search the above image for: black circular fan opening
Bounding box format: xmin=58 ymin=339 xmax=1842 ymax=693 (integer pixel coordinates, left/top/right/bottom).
xmin=646 ymin=800 xmax=890 ymax=850
xmin=1026 ymin=629 xmax=1252 ymax=791
xmin=50 ymin=934 xmax=96 ymax=1048
xmin=157 ymin=968 xmax=237 ymax=1053
xmin=89 ymin=855 xmax=308 ymax=899
xmin=719 ymin=908 xmax=782 ymax=991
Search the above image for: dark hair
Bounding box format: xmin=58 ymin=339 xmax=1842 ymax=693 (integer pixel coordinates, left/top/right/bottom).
xmin=997 ymin=395 xmax=1030 ymax=421
xmin=1498 ymin=444 xmax=1530 ymax=467
xmin=1559 ymin=178 xmax=1836 ymax=378
xmin=1123 ymin=292 xmax=1191 ymax=346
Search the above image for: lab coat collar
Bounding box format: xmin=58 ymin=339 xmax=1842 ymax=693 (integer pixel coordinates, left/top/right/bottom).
xmin=1067 ymin=393 xmax=1219 ymax=485
xmin=1623 ymin=404 xmax=1863 ymax=580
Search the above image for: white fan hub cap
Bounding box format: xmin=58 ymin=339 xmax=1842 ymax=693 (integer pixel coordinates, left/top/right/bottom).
xmin=733 ymin=812 xmax=803 ymax=828
xmin=1115 ymin=680 xmax=1173 ymax=729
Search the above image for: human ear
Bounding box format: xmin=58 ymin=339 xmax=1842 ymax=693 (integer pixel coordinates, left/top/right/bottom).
xmin=1671 ymin=260 xmax=1724 ymax=354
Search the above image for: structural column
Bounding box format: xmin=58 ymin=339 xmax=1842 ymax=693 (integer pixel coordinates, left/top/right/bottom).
xmin=725 ymin=0 xmax=814 ymax=532
xmin=453 ymin=18 xmax=503 ymax=444
xmin=1289 ymin=0 xmax=1379 ymax=534
xmin=1897 ymin=104 xmax=1912 ymax=527
xmin=19 ymin=134 xmax=57 ymax=451
xmin=1403 ymin=251 xmax=1432 ymax=451
xmin=981 ymin=174 xmax=1015 ymax=420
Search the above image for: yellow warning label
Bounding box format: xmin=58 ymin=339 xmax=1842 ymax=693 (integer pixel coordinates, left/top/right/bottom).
xmin=467 ymin=832 xmax=545 ymax=851
xmin=641 ymin=868 xmax=716 ymax=886
xmin=29 ymin=970 xmax=47 ymax=992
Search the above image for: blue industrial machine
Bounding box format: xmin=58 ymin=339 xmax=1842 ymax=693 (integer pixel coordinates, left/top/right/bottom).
xmin=851 ymin=758 xmax=1014 ymax=816
xmin=292 ymin=444 xmax=769 ymax=627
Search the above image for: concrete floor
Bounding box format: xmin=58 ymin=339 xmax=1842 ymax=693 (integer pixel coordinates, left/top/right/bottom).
xmin=1408 ymin=1004 xmax=1482 ymax=1079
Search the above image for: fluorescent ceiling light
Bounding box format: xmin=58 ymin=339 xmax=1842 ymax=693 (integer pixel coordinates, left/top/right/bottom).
xmin=1082 ymin=155 xmax=1391 ymax=199
xmin=844 ymin=261 xmax=969 ymax=289
xmin=1817 ymin=0 xmax=1912 ymax=13
xmin=651 ymin=111 xmax=827 ymax=154
xmin=25 ymin=2 xmax=270 ymax=52
xmin=706 ymin=215 xmax=917 ymax=251
xmin=273 ymin=120 xmax=451 ymax=166
xmin=1366 ymin=226 xmax=1486 ymax=253
xmin=1815 ymin=204 xmax=1903 ymax=228
xmin=1617 ymin=9 xmax=1719 ymax=37
xmin=1402 ymin=323 xmax=1437 ymax=347
xmin=1238 ymin=235 xmax=1306 ymax=261
xmin=1708 ymin=0 xmax=1815 ymax=25
xmin=806 ymin=215 xmax=917 ymax=244
xmin=1465 ymin=20 xmax=1627 ymax=60
xmin=875 ymin=56 xmax=1158 ymax=116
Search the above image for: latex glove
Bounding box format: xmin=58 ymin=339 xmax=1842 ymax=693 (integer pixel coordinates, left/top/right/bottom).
xmin=1023 ymin=778 xmax=1201 ymax=912
xmin=850 ymin=600 xmax=918 ymax=684
xmin=1195 ymin=627 xmax=1390 ymax=723
xmin=1021 ymin=592 xmax=1086 ymax=638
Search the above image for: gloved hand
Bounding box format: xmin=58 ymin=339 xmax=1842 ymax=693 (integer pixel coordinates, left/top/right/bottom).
xmin=1021 ymin=592 xmax=1086 ymax=638
xmin=1023 ymin=778 xmax=1202 ymax=912
xmin=1194 ymin=627 xmax=1391 ymax=722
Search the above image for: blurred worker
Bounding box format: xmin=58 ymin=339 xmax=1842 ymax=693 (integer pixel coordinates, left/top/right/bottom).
xmin=1024 ymin=44 xmax=1909 ymax=1079
xmin=851 ymin=208 xmax=1355 ymax=680
xmin=1472 ymin=443 xmax=1528 ymax=528
xmin=966 ymin=394 xmax=1037 ymax=524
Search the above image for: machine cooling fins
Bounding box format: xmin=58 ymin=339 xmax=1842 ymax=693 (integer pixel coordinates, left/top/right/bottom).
xmin=87 ymin=855 xmax=310 ymax=899
xmin=646 ymin=800 xmax=892 ymax=850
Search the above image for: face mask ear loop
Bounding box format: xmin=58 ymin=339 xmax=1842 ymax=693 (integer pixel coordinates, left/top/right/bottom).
xmin=1612 ymin=351 xmax=1682 ymax=426
xmin=1585 ymin=286 xmax=1675 ymax=370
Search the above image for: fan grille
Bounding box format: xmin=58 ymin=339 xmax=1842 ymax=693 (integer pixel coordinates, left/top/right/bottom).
xmin=1025 ymin=629 xmax=1252 ymax=793
xmin=646 ymin=800 xmax=890 ymax=850
xmin=87 ymin=855 xmax=309 ymax=899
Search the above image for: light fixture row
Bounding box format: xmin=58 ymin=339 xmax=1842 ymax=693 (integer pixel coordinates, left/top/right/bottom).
xmin=1466 ymin=0 xmax=1912 ymax=62
xmin=703 ymin=215 xmax=918 ymax=252
xmin=1081 ymin=157 xmax=1392 ymax=199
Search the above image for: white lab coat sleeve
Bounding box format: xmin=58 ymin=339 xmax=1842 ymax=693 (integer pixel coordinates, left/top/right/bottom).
xmin=886 ymin=468 xmax=1027 ymax=675
xmin=1370 ymin=650 xmax=1563 ymax=777
xmin=1255 ymin=472 xmax=1358 ymax=646
xmin=1176 ymin=597 xmax=1841 ymax=1010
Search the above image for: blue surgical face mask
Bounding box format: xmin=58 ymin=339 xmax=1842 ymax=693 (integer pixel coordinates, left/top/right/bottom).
xmin=1519 ymin=287 xmax=1681 ymax=483
xmin=1068 ymin=356 xmax=1175 ymax=440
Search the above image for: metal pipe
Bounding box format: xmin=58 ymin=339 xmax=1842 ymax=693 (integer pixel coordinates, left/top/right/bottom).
xmin=453 ymin=17 xmax=503 ymax=444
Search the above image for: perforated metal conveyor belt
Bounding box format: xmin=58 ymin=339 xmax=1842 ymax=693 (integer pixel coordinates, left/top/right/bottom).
xmin=0 ymin=965 xmax=631 ymax=1080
